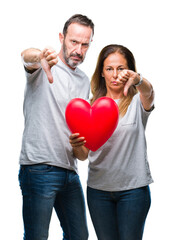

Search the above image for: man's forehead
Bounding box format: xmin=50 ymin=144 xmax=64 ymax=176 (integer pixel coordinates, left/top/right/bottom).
xmin=66 ymin=23 xmax=93 ymax=39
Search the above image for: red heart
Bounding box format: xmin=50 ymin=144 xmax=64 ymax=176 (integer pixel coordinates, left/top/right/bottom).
xmin=65 ymin=97 xmax=119 ymax=151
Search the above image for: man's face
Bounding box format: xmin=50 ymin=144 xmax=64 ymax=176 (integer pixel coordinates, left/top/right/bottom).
xmin=60 ymin=23 xmax=93 ymax=68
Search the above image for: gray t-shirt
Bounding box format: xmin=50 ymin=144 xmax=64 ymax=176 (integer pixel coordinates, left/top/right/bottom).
xmin=19 ymin=58 xmax=90 ymax=173
xmin=87 ymin=93 xmax=154 ymax=191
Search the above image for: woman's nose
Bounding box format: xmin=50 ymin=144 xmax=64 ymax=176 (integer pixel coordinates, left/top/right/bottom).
xmin=113 ymin=69 xmax=118 ymax=78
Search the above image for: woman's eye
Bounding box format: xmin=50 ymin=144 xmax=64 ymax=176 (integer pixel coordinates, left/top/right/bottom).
xmin=118 ymin=68 xmax=124 ymax=71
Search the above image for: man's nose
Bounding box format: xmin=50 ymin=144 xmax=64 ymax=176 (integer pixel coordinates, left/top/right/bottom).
xmin=75 ymin=44 xmax=82 ymax=55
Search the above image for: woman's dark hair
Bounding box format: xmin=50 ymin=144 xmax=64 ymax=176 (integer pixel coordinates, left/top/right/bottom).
xmin=91 ymin=44 xmax=138 ymax=116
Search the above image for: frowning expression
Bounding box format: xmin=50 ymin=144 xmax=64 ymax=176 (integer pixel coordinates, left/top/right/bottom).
xmin=60 ymin=23 xmax=93 ymax=69
xmin=102 ymin=52 xmax=128 ymax=93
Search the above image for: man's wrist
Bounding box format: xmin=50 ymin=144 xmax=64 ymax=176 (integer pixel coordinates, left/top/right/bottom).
xmin=22 ymin=56 xmax=41 ymax=69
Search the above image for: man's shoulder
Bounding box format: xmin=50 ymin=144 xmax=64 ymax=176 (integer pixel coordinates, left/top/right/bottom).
xmin=77 ymin=67 xmax=88 ymax=77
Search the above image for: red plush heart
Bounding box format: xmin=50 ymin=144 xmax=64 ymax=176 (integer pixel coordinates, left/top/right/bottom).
xmin=65 ymin=97 xmax=119 ymax=151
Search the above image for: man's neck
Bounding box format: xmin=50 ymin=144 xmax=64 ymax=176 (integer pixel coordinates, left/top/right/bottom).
xmin=58 ymin=52 xmax=76 ymax=71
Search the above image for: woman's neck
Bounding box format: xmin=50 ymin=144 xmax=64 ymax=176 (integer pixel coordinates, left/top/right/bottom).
xmin=106 ymin=90 xmax=123 ymax=100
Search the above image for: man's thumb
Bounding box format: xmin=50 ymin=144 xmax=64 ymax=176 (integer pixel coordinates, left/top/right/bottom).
xmin=41 ymin=58 xmax=54 ymax=84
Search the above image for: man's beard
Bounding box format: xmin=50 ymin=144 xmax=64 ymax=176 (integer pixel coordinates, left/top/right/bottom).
xmin=63 ymin=42 xmax=84 ymax=68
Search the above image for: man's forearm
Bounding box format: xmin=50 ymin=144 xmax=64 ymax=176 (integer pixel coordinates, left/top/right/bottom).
xmin=21 ymin=48 xmax=41 ymax=70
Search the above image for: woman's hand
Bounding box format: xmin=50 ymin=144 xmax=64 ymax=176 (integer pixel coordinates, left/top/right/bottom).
xmin=118 ymin=69 xmax=154 ymax=111
xmin=69 ymin=133 xmax=89 ymax=161
xmin=117 ymin=70 xmax=140 ymax=96
xmin=69 ymin=133 xmax=86 ymax=148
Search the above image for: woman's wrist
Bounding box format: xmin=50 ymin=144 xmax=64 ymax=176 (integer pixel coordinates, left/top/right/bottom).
xmin=135 ymin=73 xmax=143 ymax=87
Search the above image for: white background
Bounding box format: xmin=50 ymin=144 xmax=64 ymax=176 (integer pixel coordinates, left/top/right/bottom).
xmin=1 ymin=0 xmax=173 ymax=239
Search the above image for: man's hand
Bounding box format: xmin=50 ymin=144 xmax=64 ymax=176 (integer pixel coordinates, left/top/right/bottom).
xmin=40 ymin=47 xmax=58 ymax=83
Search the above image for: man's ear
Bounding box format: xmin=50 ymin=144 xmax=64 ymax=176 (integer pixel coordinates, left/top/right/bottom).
xmin=59 ymin=33 xmax=64 ymax=44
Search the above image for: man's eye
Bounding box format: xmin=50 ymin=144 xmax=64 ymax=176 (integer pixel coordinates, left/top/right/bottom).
xmin=82 ymin=43 xmax=89 ymax=48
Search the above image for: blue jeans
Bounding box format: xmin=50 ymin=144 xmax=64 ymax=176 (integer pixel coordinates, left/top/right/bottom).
xmin=87 ymin=186 xmax=151 ymax=240
xmin=19 ymin=164 xmax=88 ymax=240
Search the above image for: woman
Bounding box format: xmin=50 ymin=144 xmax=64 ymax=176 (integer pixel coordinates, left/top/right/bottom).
xmin=69 ymin=44 xmax=154 ymax=240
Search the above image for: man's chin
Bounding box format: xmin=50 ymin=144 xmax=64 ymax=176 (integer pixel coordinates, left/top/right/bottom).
xmin=68 ymin=59 xmax=83 ymax=68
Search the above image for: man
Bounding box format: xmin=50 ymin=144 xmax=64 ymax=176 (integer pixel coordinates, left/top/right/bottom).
xmin=18 ymin=14 xmax=94 ymax=240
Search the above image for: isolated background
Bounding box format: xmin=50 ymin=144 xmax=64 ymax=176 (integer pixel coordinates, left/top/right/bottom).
xmin=1 ymin=0 xmax=173 ymax=239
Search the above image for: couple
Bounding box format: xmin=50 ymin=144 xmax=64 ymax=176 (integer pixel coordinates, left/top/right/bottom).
xmin=19 ymin=14 xmax=154 ymax=240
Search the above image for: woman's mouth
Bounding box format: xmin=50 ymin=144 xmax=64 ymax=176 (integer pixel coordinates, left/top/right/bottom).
xmin=111 ymin=81 xmax=118 ymax=85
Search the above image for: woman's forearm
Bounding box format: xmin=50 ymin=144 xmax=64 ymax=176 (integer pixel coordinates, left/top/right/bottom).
xmin=73 ymin=146 xmax=89 ymax=161
xmin=137 ymin=77 xmax=154 ymax=111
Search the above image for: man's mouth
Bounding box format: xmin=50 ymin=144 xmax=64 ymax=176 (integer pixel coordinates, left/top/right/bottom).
xmin=70 ymin=54 xmax=82 ymax=61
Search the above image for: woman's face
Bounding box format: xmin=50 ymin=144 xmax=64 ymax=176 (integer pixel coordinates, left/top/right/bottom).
xmin=102 ymin=52 xmax=128 ymax=96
